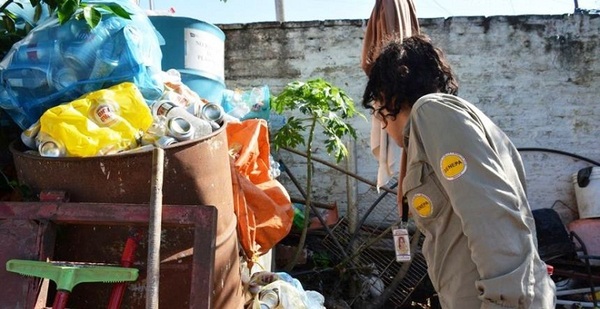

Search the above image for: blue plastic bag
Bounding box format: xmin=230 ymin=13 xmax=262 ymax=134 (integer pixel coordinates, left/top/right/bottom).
xmin=0 ymin=0 xmax=164 ymax=129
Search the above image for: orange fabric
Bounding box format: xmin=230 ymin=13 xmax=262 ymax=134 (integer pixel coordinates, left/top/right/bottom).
xmin=227 ymin=119 xmax=293 ymax=262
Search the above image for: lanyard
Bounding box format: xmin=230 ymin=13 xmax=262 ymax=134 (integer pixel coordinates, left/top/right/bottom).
xmin=401 ymin=196 xmax=409 ymax=225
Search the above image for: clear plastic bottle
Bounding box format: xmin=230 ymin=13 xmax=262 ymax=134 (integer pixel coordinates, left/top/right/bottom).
xmin=151 ymin=100 xmax=212 ymax=138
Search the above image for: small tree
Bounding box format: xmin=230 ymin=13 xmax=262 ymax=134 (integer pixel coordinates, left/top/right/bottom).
xmin=271 ymin=78 xmax=365 ymax=271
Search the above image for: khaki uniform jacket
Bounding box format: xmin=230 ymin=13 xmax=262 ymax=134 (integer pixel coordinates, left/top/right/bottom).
xmin=402 ymin=93 xmax=556 ymax=308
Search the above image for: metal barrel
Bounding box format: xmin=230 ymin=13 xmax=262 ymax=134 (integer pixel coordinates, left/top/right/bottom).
xmin=10 ymin=126 xmax=241 ymax=309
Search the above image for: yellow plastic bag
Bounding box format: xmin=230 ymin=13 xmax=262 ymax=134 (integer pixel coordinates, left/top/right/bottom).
xmin=39 ymin=82 xmax=153 ymax=157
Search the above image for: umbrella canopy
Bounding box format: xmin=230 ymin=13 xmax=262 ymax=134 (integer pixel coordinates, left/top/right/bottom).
xmin=361 ymin=0 xmax=420 ymax=75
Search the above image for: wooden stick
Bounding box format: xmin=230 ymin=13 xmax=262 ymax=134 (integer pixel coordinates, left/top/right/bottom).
xmin=146 ymin=147 xmax=164 ymax=309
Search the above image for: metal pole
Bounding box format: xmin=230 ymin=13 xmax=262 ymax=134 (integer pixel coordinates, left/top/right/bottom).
xmin=275 ymin=0 xmax=285 ymax=22
xmin=149 ymin=0 xmax=154 ymax=10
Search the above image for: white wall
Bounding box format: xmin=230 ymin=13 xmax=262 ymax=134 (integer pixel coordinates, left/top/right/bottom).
xmin=220 ymin=14 xmax=600 ymax=225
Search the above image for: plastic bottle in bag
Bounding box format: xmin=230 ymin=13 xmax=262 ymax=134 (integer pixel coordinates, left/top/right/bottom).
xmin=63 ymin=17 xmax=124 ymax=73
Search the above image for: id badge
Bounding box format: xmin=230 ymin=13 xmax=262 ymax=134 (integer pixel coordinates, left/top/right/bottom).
xmin=393 ymin=227 xmax=411 ymax=262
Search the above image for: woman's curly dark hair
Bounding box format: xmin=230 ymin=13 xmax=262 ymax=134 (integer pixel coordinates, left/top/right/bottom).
xmin=362 ymin=34 xmax=458 ymax=125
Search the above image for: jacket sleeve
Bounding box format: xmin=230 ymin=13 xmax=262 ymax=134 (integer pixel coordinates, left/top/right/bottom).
xmin=411 ymin=97 xmax=537 ymax=308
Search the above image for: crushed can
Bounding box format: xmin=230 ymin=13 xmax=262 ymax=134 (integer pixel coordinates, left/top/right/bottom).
xmin=196 ymin=102 xmax=224 ymax=130
xmin=36 ymin=133 xmax=66 ymax=157
xmin=167 ymin=116 xmax=195 ymax=141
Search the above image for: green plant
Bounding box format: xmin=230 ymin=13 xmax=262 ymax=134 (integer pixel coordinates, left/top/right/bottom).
xmin=271 ymin=77 xmax=365 ymax=271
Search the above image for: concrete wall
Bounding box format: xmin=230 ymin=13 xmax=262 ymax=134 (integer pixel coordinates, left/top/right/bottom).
xmin=219 ymin=14 xmax=600 ymax=225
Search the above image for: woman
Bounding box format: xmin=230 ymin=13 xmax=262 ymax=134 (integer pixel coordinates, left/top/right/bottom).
xmin=362 ymin=34 xmax=556 ymax=308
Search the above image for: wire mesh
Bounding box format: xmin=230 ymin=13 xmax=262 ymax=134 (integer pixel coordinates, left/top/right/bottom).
xmin=321 ymin=184 xmax=430 ymax=308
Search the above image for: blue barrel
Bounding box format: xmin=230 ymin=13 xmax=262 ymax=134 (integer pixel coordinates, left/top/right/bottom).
xmin=149 ymin=16 xmax=225 ymax=104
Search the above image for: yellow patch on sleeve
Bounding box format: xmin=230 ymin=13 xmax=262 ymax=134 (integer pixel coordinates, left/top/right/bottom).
xmin=440 ymin=152 xmax=467 ymax=180
xmin=412 ymin=194 xmax=433 ymax=217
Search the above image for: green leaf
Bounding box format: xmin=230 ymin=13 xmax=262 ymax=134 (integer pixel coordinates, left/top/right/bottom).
xmin=82 ymin=5 xmax=101 ymax=28
xmin=271 ymin=77 xmax=364 ymax=161
xmin=272 ymin=117 xmax=306 ymax=150
xmin=2 ymin=15 xmax=16 ymax=33
xmin=57 ymin=0 xmax=78 ymax=24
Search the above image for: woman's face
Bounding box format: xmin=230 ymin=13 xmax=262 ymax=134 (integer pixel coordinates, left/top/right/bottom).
xmin=376 ymin=103 xmax=411 ymax=148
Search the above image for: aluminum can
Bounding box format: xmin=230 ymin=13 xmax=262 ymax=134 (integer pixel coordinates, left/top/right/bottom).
xmin=154 ymin=135 xmax=177 ymax=148
xmin=196 ymin=102 xmax=224 ymax=130
xmin=198 ymin=102 xmax=224 ymax=123
xmin=167 ymin=116 xmax=195 ymax=141
xmin=88 ymin=99 xmax=120 ymax=127
xmin=37 ymin=138 xmax=66 ymax=157
xmin=152 ymin=100 xmax=212 ymax=138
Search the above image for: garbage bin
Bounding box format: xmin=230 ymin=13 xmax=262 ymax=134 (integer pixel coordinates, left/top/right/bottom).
xmin=10 ymin=126 xmax=244 ymax=308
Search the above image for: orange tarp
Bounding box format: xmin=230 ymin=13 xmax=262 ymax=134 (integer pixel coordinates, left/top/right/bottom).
xmin=227 ymin=119 xmax=294 ymax=263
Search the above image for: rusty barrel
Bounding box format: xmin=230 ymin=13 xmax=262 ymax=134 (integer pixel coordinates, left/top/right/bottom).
xmin=10 ymin=126 xmax=243 ymax=308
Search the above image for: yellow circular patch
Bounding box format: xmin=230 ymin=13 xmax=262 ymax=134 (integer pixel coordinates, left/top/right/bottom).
xmin=412 ymin=194 xmax=433 ymax=217
xmin=440 ymin=153 xmax=467 ymax=180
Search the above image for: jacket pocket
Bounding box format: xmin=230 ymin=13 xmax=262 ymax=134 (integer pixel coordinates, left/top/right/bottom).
xmin=402 ymin=162 xmax=448 ymax=221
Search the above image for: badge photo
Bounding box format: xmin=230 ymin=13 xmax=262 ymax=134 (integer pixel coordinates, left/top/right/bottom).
xmin=393 ymin=228 xmax=411 ymax=262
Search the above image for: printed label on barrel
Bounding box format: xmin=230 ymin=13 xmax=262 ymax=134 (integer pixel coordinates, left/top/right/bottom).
xmin=184 ymin=28 xmax=224 ymax=80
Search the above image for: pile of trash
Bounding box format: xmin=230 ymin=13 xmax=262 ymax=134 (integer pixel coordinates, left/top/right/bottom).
xmin=20 ymin=75 xmax=234 ymax=157
xmin=244 ymin=270 xmax=326 ymax=309
xmin=0 ymin=0 xmax=273 ymax=158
